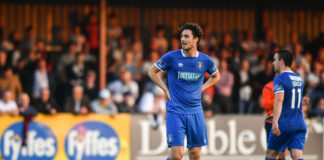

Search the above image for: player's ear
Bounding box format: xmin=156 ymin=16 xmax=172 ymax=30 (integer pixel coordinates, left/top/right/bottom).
xmin=280 ymin=59 xmax=285 ymax=66
xmin=193 ymin=37 xmax=199 ymax=44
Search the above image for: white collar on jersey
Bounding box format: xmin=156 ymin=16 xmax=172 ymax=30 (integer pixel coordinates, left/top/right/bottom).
xmin=181 ymin=49 xmax=199 ymax=57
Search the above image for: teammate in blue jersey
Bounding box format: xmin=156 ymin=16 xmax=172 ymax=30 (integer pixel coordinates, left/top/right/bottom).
xmin=148 ymin=23 xmax=220 ymax=160
xmin=266 ymin=49 xmax=307 ymax=160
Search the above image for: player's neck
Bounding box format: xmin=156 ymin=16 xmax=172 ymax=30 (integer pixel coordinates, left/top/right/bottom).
xmin=182 ymin=48 xmax=198 ymax=57
xmin=280 ymin=67 xmax=292 ymax=73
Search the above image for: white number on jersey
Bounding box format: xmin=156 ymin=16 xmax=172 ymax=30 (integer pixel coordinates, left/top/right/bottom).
xmin=291 ymin=88 xmax=301 ymax=109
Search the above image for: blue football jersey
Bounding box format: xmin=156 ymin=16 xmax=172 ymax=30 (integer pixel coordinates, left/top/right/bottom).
xmin=155 ymin=49 xmax=218 ymax=114
xmin=273 ymin=71 xmax=306 ymax=130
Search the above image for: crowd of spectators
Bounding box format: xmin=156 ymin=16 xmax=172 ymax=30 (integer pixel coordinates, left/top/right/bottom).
xmin=0 ymin=12 xmax=324 ymax=119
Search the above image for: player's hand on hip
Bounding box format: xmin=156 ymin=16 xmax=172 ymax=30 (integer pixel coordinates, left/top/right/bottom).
xmin=164 ymin=89 xmax=171 ymax=101
xmin=272 ymin=122 xmax=280 ymax=136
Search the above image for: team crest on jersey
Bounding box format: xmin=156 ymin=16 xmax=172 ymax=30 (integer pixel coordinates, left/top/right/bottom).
xmin=197 ymin=61 xmax=203 ymax=69
xmin=178 ymin=63 xmax=183 ymax=67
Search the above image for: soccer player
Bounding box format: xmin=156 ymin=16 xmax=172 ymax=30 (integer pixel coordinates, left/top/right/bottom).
xmin=262 ymin=72 xmax=287 ymax=160
xmin=148 ymin=23 xmax=220 ymax=160
xmin=266 ymin=49 xmax=307 ymax=160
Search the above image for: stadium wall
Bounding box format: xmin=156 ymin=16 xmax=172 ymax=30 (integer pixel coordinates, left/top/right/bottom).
xmin=0 ymin=114 xmax=322 ymax=160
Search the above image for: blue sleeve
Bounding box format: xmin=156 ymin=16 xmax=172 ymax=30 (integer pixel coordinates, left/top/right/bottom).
xmin=155 ymin=52 xmax=172 ymax=72
xmin=206 ymin=57 xmax=218 ymax=75
xmin=273 ymin=77 xmax=284 ymax=94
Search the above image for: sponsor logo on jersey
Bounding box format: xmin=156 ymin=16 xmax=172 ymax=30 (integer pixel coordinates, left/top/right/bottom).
xmin=0 ymin=122 xmax=57 ymax=160
xmin=177 ymin=71 xmax=202 ymax=81
xmin=65 ymin=121 xmax=120 ymax=160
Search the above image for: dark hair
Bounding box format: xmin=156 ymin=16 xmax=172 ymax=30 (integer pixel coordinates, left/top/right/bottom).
xmin=276 ymin=49 xmax=293 ymax=67
xmin=178 ymin=23 xmax=203 ymax=44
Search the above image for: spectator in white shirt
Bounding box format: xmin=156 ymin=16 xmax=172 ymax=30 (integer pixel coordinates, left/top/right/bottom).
xmin=0 ymin=90 xmax=19 ymax=116
xmin=33 ymin=59 xmax=49 ymax=98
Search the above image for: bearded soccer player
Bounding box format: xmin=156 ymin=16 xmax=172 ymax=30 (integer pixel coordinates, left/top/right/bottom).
xmin=148 ymin=23 xmax=220 ymax=160
xmin=266 ymin=49 xmax=307 ymax=160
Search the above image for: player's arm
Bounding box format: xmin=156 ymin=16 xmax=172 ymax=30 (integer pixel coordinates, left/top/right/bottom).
xmin=272 ymin=92 xmax=284 ymax=136
xmin=202 ymin=70 xmax=220 ymax=92
xmin=148 ymin=65 xmax=171 ymax=100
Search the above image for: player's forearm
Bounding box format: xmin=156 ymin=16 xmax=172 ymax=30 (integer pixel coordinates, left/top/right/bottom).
xmin=202 ymin=71 xmax=220 ymax=92
xmin=272 ymin=94 xmax=284 ymax=123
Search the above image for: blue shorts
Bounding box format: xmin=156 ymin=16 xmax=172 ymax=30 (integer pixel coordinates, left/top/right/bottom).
xmin=267 ymin=128 xmax=306 ymax=152
xmin=265 ymin=121 xmax=272 ymax=142
xmin=166 ymin=112 xmax=208 ymax=148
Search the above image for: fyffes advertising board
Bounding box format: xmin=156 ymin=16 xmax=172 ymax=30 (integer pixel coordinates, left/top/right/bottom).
xmin=1 ymin=121 xmax=57 ymax=160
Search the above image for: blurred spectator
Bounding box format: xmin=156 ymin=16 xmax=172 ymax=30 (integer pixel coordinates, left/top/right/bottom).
xmin=138 ymin=86 xmax=166 ymax=129
xmin=35 ymin=40 xmax=53 ymax=71
xmin=57 ymin=41 xmax=77 ymax=84
xmin=312 ymin=98 xmax=324 ymax=116
xmin=117 ymin=91 xmax=137 ymax=113
xmin=306 ymin=61 xmax=322 ymax=95
xmin=227 ymin=48 xmax=241 ymax=72
xmin=34 ymin=88 xmax=58 ymax=115
xmin=86 ymin=13 xmax=99 ymax=54
xmin=0 ymin=49 xmax=9 ymax=74
xmin=235 ymin=59 xmax=253 ymax=114
xmin=84 ymin=70 xmax=98 ymax=101
xmin=18 ymin=93 xmax=37 ymax=147
xmin=107 ymin=68 xmax=139 ymax=101
xmin=170 ymin=36 xmax=180 ymax=51
xmin=154 ymin=25 xmax=168 ymax=54
xmin=119 ymin=50 xmax=139 ymax=78
xmin=310 ymin=70 xmax=324 ymax=109
xmin=32 ymin=59 xmax=50 ymax=99
xmin=218 ymin=32 xmax=235 ymax=54
xmin=107 ymin=13 xmax=123 ymax=51
xmin=82 ymin=42 xmax=97 ymax=70
xmin=259 ymin=28 xmax=277 ymax=56
xmin=131 ymin=27 xmax=144 ymax=68
xmin=1 ymin=31 xmax=19 ymax=53
xmin=214 ymin=59 xmax=234 ymax=113
xmin=66 ymin=52 xmax=88 ymax=87
xmin=199 ymin=24 xmax=217 ymax=52
xmin=0 ymin=90 xmax=19 ymax=116
xmin=138 ymin=86 xmax=166 ymax=113
xmin=131 ymin=40 xmax=143 ymax=69
xmin=285 ymin=31 xmax=302 ymax=52
xmin=20 ymin=26 xmax=36 ymax=53
xmin=91 ymin=89 xmax=118 ymax=115
xmin=70 ymin=25 xmax=86 ymax=52
xmin=0 ymin=66 xmax=23 ymax=100
xmin=241 ymin=30 xmax=258 ymax=57
xmin=65 ymin=85 xmax=92 ymax=114
xmin=18 ymin=93 xmax=37 ymax=116
xmin=141 ymin=51 xmax=160 ymax=77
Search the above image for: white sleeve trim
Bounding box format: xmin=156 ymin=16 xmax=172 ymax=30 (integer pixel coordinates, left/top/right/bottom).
xmin=155 ymin=63 xmax=165 ymax=72
xmin=210 ymin=67 xmax=218 ymax=76
xmin=274 ymin=90 xmax=285 ymax=94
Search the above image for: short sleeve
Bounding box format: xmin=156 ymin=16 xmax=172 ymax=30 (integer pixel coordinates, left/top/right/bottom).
xmin=155 ymin=52 xmax=172 ymax=72
xmin=206 ymin=57 xmax=218 ymax=75
xmin=273 ymin=77 xmax=284 ymax=94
